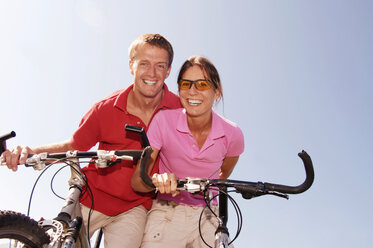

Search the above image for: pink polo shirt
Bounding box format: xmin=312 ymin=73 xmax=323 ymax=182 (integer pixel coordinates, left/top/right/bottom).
xmin=147 ymin=108 xmax=244 ymax=206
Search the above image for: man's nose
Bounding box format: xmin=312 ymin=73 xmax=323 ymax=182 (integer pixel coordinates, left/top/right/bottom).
xmin=146 ymin=65 xmax=156 ymax=77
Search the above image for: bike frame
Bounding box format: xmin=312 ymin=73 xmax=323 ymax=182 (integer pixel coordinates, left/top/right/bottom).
xmin=0 ymin=126 xmax=148 ymax=248
xmin=25 ymin=155 xmax=99 ymax=248
xmin=54 ymin=157 xmax=90 ymax=248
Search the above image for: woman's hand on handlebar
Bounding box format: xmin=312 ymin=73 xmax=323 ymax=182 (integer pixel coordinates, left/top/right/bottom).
xmin=0 ymin=146 xmax=33 ymax=171
xmin=152 ymin=172 xmax=179 ymax=197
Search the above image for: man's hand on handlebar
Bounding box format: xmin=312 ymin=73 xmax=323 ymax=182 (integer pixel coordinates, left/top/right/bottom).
xmin=0 ymin=146 xmax=33 ymax=172
xmin=152 ymin=172 xmax=179 ymax=197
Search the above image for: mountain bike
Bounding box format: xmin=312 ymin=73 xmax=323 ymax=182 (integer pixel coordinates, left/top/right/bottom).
xmin=138 ymin=147 xmax=314 ymax=248
xmin=0 ymin=125 xmax=150 ymax=248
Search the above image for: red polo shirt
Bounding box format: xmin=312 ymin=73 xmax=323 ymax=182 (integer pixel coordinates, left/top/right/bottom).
xmin=70 ymin=84 xmax=182 ymax=216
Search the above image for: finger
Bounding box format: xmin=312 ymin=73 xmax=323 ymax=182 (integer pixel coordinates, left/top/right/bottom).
xmin=19 ymin=146 xmax=30 ymax=165
xmin=156 ymin=173 xmax=165 ymax=193
xmin=0 ymin=150 xmax=9 ymax=164
xmin=161 ymin=173 xmax=172 ymax=194
xmin=152 ymin=173 xmax=160 ymax=192
xmin=9 ymin=146 xmax=22 ymax=171
xmin=169 ymin=174 xmax=179 ymax=197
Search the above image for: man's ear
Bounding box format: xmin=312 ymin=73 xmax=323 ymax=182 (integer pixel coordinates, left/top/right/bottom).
xmin=165 ymin=65 xmax=172 ymax=79
xmin=129 ymin=59 xmax=134 ymax=75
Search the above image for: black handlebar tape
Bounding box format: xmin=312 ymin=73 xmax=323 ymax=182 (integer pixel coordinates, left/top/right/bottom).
xmin=114 ymin=150 xmax=143 ymax=160
xmin=125 ymin=124 xmax=150 ymax=148
xmin=0 ymin=131 xmax=16 ymax=141
xmin=0 ymin=131 xmax=16 ymax=155
xmin=264 ymin=150 xmax=314 ymax=194
xmin=139 ymin=146 xmax=155 ymax=188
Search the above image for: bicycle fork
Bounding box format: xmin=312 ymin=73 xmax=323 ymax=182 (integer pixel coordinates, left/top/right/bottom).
xmin=40 ymin=158 xmax=90 ymax=248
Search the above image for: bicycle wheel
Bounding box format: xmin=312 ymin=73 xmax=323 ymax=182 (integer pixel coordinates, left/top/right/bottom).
xmin=0 ymin=210 xmax=50 ymax=248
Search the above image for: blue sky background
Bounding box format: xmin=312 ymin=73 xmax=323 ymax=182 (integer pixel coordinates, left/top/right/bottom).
xmin=1 ymin=1 xmax=372 ymax=247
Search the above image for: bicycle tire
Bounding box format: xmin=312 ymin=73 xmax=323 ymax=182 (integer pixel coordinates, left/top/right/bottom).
xmin=0 ymin=210 xmax=50 ymax=248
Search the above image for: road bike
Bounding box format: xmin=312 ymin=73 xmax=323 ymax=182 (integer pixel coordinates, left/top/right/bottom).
xmin=138 ymin=146 xmax=314 ymax=248
xmin=0 ymin=125 xmax=150 ymax=248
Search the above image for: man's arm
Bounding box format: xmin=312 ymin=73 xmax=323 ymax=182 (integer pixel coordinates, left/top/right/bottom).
xmin=0 ymin=140 xmax=73 ymax=172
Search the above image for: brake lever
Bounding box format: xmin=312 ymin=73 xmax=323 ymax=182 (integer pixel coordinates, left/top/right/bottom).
xmin=176 ymin=177 xmax=209 ymax=194
xmin=25 ymin=153 xmax=48 ymax=170
xmin=267 ymin=191 xmax=289 ymax=199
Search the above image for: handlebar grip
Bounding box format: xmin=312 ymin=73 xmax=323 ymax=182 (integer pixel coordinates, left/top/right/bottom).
xmin=0 ymin=131 xmax=16 ymax=155
xmin=125 ymin=124 xmax=150 ymax=148
xmin=0 ymin=131 xmax=16 ymax=141
xmin=264 ymin=150 xmax=314 ymax=194
xmin=139 ymin=146 xmax=155 ymax=188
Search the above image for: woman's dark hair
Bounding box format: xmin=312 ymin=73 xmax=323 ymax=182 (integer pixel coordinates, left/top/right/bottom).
xmin=177 ymin=56 xmax=223 ymax=103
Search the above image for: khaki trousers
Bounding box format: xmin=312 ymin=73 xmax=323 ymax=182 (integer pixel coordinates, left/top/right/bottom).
xmin=80 ymin=204 xmax=147 ymax=248
xmin=141 ymin=200 xmax=233 ymax=248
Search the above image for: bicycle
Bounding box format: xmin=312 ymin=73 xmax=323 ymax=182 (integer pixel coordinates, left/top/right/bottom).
xmin=0 ymin=125 xmax=150 ymax=248
xmin=0 ymin=128 xmax=314 ymax=248
xmin=138 ymin=146 xmax=315 ymax=248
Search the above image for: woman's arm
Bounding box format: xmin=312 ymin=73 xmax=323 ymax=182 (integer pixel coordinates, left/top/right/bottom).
xmin=219 ymin=156 xmax=240 ymax=179
xmin=131 ymin=147 xmax=159 ymax=192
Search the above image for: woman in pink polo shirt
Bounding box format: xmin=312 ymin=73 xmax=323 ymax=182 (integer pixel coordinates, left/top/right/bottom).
xmin=132 ymin=56 xmax=244 ymax=248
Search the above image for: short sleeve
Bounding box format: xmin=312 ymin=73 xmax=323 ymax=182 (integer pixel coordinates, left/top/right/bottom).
xmin=70 ymin=104 xmax=101 ymax=151
xmin=226 ymin=125 xmax=245 ymax=157
xmin=147 ymin=111 xmax=164 ymax=150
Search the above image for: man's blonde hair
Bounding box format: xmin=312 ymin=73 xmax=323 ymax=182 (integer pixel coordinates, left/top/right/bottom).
xmin=128 ymin=33 xmax=174 ymax=67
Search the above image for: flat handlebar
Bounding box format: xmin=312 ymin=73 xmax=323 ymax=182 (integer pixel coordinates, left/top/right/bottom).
xmin=20 ymin=149 xmax=144 ymax=170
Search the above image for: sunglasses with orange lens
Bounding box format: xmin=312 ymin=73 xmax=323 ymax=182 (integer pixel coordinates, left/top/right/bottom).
xmin=178 ymin=79 xmax=213 ymax=91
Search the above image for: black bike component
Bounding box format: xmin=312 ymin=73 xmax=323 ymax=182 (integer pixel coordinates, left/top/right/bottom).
xmin=0 ymin=131 xmax=16 ymax=154
xmin=125 ymin=124 xmax=150 ymax=148
xmin=219 ymin=185 xmax=228 ymax=226
xmin=46 ymin=150 xmax=143 ymax=160
xmin=70 ymin=217 xmax=82 ymax=241
xmin=206 ymin=150 xmax=314 ymax=196
xmin=0 ymin=210 xmax=50 ymax=248
xmin=263 ymin=150 xmax=314 ymax=194
xmin=55 ymin=212 xmax=73 ymax=225
xmin=139 ymin=150 xmax=314 ymax=197
xmin=139 ymin=146 xmax=154 ymax=188
xmin=61 ymin=217 xmax=82 ymax=248
xmin=94 ymin=228 xmax=104 ymax=248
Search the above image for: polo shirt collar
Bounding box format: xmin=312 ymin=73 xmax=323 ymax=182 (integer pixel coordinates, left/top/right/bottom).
xmin=176 ymin=109 xmax=225 ymax=140
xmin=157 ymin=84 xmax=178 ymax=110
xmin=113 ymin=83 xmax=175 ymax=113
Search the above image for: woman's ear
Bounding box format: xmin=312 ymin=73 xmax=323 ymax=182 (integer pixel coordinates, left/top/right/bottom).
xmin=214 ymin=89 xmax=221 ymax=102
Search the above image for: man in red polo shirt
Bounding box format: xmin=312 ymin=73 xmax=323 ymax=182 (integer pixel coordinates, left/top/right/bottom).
xmin=1 ymin=33 xmax=182 ymax=247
